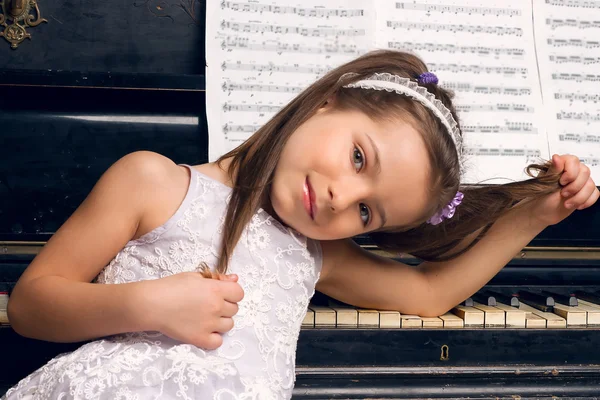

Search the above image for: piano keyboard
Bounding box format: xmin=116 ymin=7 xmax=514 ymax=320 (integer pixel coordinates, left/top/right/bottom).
xmin=2 ymin=290 xmax=600 ymax=329
xmin=302 ymin=290 xmax=600 ymax=329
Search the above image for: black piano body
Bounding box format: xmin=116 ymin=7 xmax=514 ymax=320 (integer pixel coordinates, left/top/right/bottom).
xmin=2 ymin=1 xmax=600 ymax=398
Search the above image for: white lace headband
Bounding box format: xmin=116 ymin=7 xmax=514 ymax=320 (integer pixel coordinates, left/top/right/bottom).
xmin=341 ymin=72 xmax=462 ymax=156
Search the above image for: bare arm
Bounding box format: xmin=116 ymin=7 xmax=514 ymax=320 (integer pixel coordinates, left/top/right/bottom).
xmin=317 ymin=202 xmax=546 ymax=317
xmin=7 ymin=151 xmax=187 ymax=342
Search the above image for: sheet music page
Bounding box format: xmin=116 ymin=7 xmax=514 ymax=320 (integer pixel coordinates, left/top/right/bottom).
xmin=205 ymin=1 xmax=375 ymax=161
xmin=533 ymin=0 xmax=600 ymax=180
xmin=374 ymin=1 xmax=549 ymax=184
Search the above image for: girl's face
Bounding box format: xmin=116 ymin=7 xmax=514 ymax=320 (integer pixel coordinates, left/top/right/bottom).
xmin=270 ymin=106 xmax=433 ymax=240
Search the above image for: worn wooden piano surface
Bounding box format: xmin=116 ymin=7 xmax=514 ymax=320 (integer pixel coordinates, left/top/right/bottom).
xmin=2 ymin=1 xmax=600 ymax=398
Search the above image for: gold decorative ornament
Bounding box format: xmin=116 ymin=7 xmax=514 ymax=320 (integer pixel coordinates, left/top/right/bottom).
xmin=0 ymin=0 xmax=47 ymax=49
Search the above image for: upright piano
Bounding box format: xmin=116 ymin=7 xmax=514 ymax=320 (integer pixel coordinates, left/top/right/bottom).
xmin=2 ymin=1 xmax=600 ymax=398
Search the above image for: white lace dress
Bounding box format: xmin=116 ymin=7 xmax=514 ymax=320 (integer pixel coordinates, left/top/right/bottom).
xmin=3 ymin=165 xmax=323 ymax=400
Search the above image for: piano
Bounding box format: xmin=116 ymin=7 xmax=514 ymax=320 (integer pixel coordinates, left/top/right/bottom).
xmin=2 ymin=1 xmax=600 ymax=398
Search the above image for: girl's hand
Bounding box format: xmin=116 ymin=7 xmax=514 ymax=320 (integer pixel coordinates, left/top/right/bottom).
xmin=531 ymin=154 xmax=599 ymax=227
xmin=134 ymin=271 xmax=244 ymax=350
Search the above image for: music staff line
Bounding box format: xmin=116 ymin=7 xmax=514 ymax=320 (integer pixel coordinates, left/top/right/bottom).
xmin=559 ymin=133 xmax=600 ymax=144
xmin=221 ymin=103 xmax=535 ymax=114
xmin=549 ymin=55 xmax=600 ymax=64
xmin=465 ymin=148 xmax=541 ymax=157
xmin=221 ymin=38 xmax=364 ymax=56
xmin=222 ymin=123 xmax=538 ymax=135
xmin=547 ymin=38 xmax=600 ymax=48
xmin=545 ymin=0 xmax=600 ymax=9
xmin=220 ymin=21 xmax=366 ymax=37
xmin=552 ymin=73 xmax=600 ymax=82
xmin=428 ymin=63 xmax=528 ymax=77
xmin=222 ymin=82 xmax=303 ymax=94
xmin=555 ymin=92 xmax=600 ymax=103
xmin=220 ymin=1 xmax=365 ymax=18
xmin=395 ymin=2 xmax=521 ymax=17
xmin=221 ymin=61 xmax=331 ymax=75
xmin=462 ymin=123 xmax=538 ymax=134
xmin=386 ymin=21 xmax=523 ymax=36
xmin=388 ymin=41 xmax=525 ymax=58
xmin=557 ymin=111 xmax=600 ymax=123
xmin=442 ymin=82 xmax=532 ymax=96
xmin=546 ymin=18 xmax=600 ymax=30
xmin=223 ymin=103 xmax=281 ymax=113
xmin=456 ymin=104 xmax=534 ymax=113
xmin=221 ymin=81 xmax=534 ymax=97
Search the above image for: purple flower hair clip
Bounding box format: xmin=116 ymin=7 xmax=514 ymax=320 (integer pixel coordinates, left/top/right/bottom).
xmin=427 ymin=191 xmax=464 ymax=226
xmin=417 ymin=72 xmax=439 ymax=85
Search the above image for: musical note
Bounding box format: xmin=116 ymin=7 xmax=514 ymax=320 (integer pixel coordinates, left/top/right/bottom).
xmin=456 ymin=104 xmax=534 ymax=113
xmin=549 ymin=55 xmax=600 ymax=64
xmin=388 ymin=41 xmax=525 ymax=58
xmin=547 ymin=38 xmax=600 ymax=48
xmin=221 ymin=37 xmax=364 ymax=55
xmin=429 ymin=63 xmax=528 ymax=76
xmin=558 ymin=133 xmax=600 ymax=144
xmin=220 ymin=21 xmax=366 ymax=37
xmin=546 ymin=17 xmax=600 ymax=29
xmin=395 ymin=2 xmax=522 ymax=17
xmin=221 ymin=61 xmax=331 ymax=75
xmin=534 ymin=0 xmax=600 ymax=180
xmin=220 ymin=1 xmax=364 ymax=18
xmin=462 ymin=123 xmax=538 ymax=134
xmin=441 ymin=82 xmax=532 ymax=96
xmin=206 ymin=0 xmax=373 ymax=160
xmin=375 ymin=0 xmax=549 ymax=183
xmin=223 ymin=103 xmax=282 ymax=113
xmin=386 ymin=21 xmax=523 ymax=36
xmin=554 ymin=92 xmax=600 ymax=103
xmin=545 ymin=0 xmax=600 ymax=9
xmin=551 ymin=73 xmax=600 ymax=82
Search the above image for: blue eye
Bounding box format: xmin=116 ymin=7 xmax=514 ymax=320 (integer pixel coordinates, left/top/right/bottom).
xmin=353 ymin=147 xmax=364 ymax=171
xmin=359 ymin=203 xmax=370 ymax=225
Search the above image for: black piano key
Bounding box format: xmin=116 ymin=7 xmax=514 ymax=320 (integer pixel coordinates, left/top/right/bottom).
xmin=517 ymin=291 xmax=554 ymax=312
xmin=472 ymin=292 xmax=496 ymax=306
xmin=481 ymin=290 xmax=519 ymax=307
xmin=541 ymin=290 xmax=578 ymax=307
xmin=574 ymin=290 xmax=600 ymax=305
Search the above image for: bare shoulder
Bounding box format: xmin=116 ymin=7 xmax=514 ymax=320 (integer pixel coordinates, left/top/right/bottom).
xmin=12 ymin=151 xmax=191 ymax=287
xmin=119 ymin=151 xmax=192 ymax=240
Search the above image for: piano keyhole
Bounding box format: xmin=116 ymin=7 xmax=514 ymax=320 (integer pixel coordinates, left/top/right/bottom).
xmin=440 ymin=345 xmax=449 ymax=361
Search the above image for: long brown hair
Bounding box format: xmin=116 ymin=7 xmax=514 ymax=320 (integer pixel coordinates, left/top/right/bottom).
xmin=206 ymin=49 xmax=559 ymax=275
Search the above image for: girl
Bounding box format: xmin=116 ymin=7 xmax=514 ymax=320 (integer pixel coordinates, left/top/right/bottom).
xmin=3 ymin=50 xmax=598 ymax=399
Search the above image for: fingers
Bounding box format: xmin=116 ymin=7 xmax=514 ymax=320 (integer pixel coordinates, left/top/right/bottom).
xmin=565 ymin=178 xmax=597 ymax=209
xmin=558 ymin=155 xmax=581 ymax=186
xmin=219 ymin=281 xmax=245 ymax=303
xmin=220 ymin=300 xmax=239 ymax=318
xmin=561 ymin=163 xmax=590 ymax=197
xmin=202 ymin=332 xmax=224 ymax=350
xmin=549 ymin=153 xmax=566 ymax=175
xmin=217 ymin=273 xmax=238 ymax=282
xmin=215 ymin=317 xmax=235 ymax=333
xmin=576 ymin=181 xmax=600 ymax=210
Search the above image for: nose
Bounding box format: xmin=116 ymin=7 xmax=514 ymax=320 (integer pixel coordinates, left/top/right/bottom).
xmin=328 ymin=176 xmax=370 ymax=213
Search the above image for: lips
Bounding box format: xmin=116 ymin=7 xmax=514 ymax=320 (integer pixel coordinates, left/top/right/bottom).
xmin=303 ymin=177 xmax=315 ymax=220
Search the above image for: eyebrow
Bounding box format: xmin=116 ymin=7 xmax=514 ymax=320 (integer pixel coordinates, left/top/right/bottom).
xmin=365 ymin=133 xmax=387 ymax=229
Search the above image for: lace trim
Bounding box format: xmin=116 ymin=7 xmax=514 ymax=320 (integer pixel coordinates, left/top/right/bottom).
xmin=341 ymin=72 xmax=462 ymax=155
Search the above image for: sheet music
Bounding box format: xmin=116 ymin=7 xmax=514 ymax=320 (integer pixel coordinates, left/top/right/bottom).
xmin=374 ymin=1 xmax=549 ymax=183
xmin=205 ymin=1 xmax=375 ymax=161
xmin=533 ymin=0 xmax=600 ymax=179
